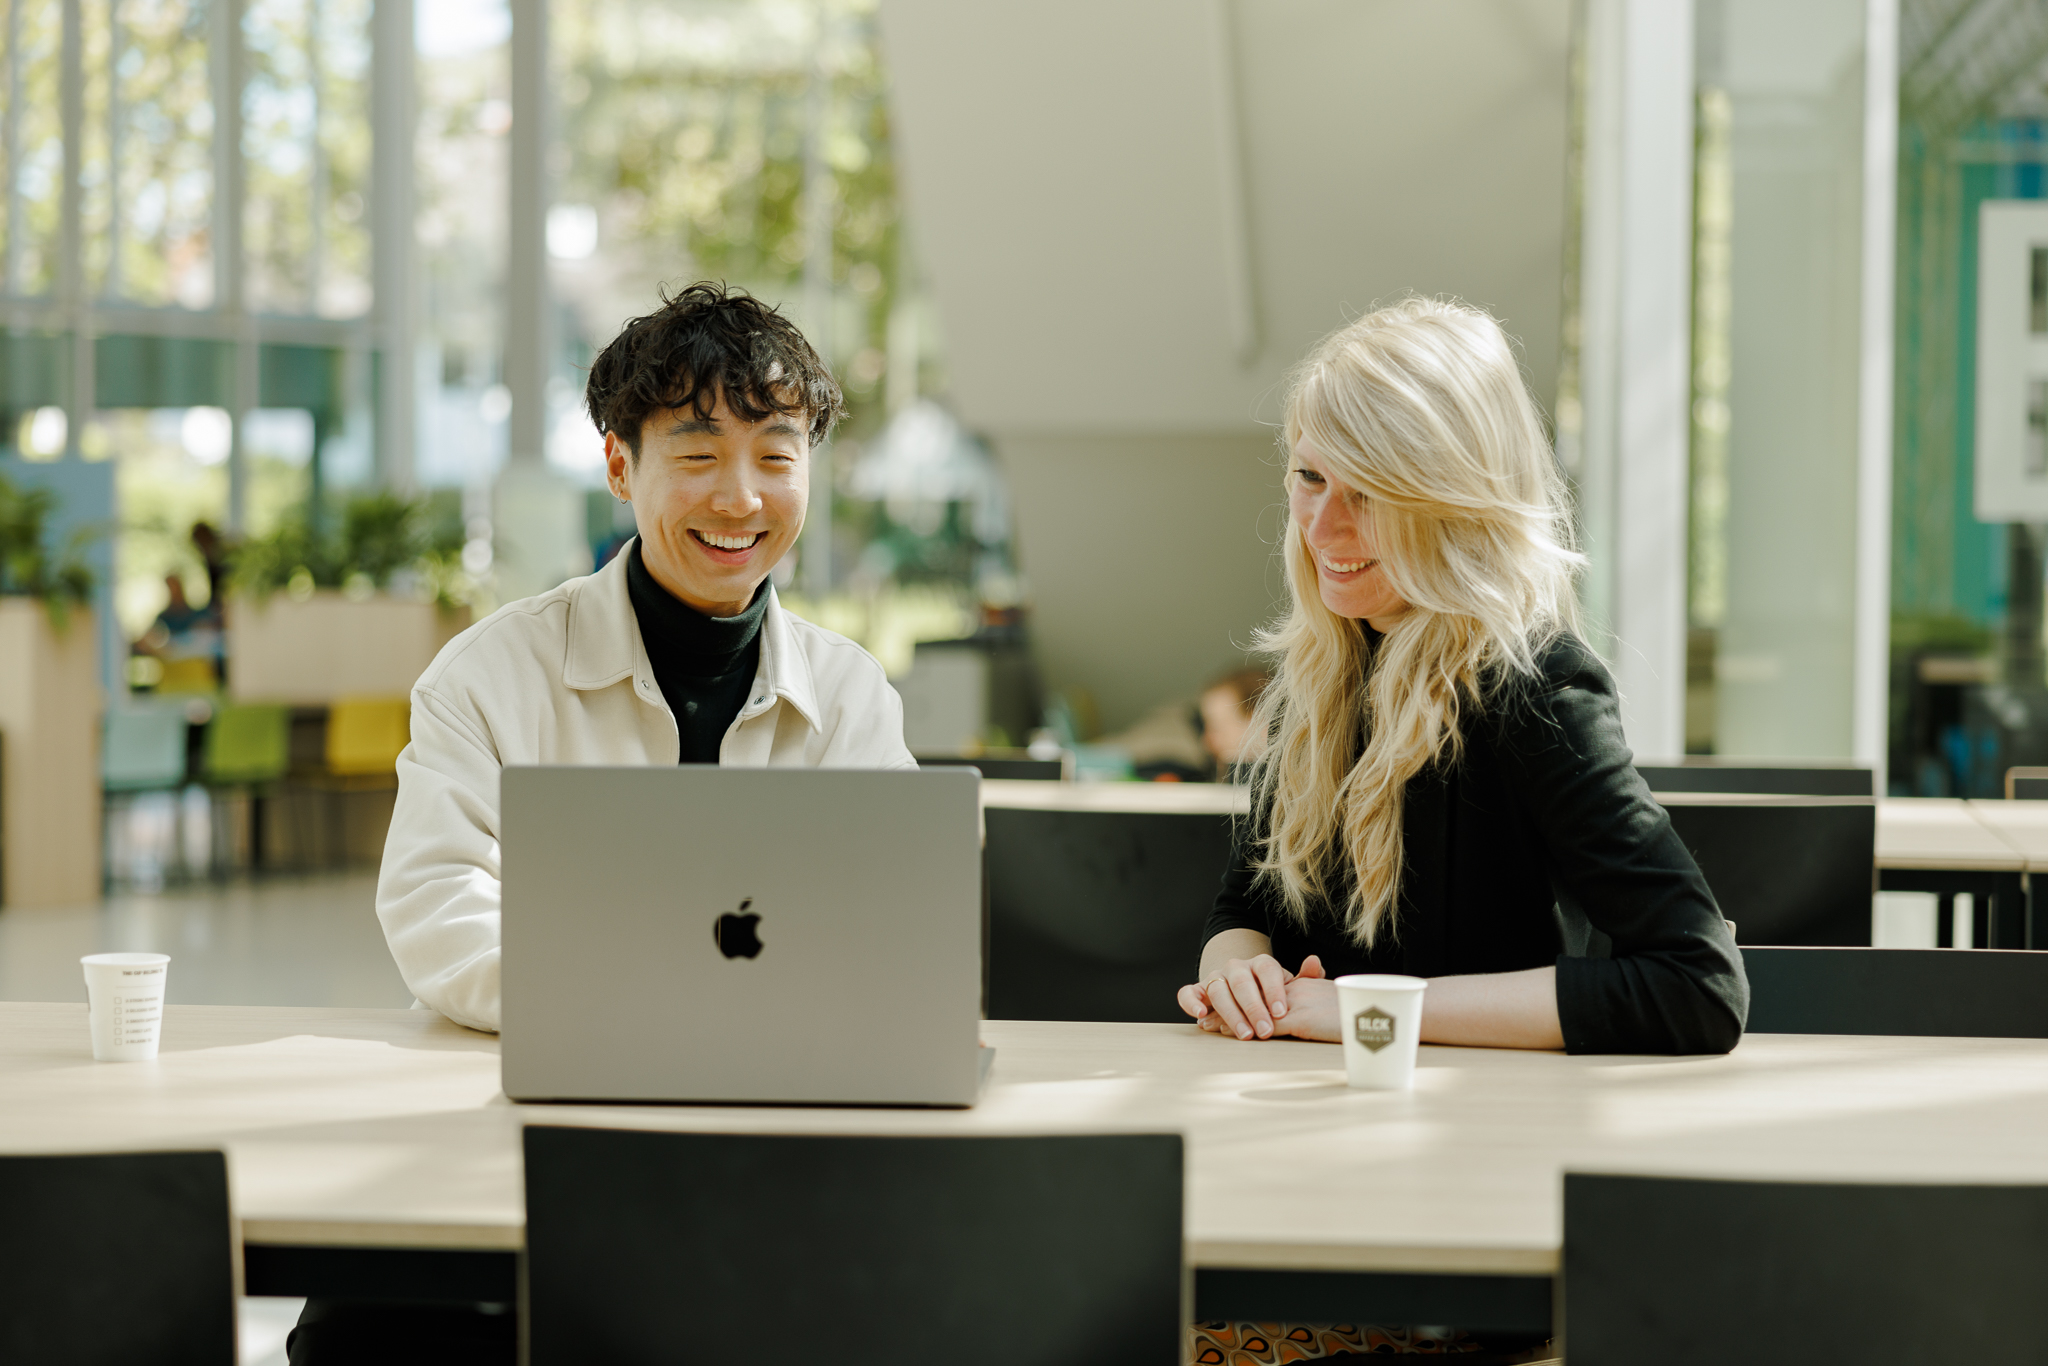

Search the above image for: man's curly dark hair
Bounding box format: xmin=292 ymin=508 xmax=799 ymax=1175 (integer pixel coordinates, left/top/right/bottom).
xmin=584 ymin=281 xmax=844 ymax=459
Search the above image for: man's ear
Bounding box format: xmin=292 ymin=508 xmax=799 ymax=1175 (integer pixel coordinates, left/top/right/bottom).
xmin=604 ymin=430 xmax=634 ymax=499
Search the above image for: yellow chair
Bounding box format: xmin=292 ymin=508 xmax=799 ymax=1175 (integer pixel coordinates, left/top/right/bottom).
xmin=324 ymin=696 xmax=411 ymax=778
xmin=302 ymin=696 xmax=410 ymax=871
xmin=154 ymin=657 xmax=219 ymax=694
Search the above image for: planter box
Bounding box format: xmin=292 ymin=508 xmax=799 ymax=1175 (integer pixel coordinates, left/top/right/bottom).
xmin=0 ymin=600 xmax=102 ymax=907
xmin=229 ymin=593 xmax=470 ymax=705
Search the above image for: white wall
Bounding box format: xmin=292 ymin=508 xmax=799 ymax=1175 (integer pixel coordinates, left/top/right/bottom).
xmin=880 ymin=0 xmax=1573 ymax=726
xmin=999 ymin=432 xmax=1287 ymax=729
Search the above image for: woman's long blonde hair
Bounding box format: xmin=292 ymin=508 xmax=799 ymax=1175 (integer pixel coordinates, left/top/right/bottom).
xmin=1245 ymin=298 xmax=1584 ymax=947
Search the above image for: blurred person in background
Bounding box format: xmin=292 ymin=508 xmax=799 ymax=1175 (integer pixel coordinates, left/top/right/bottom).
xmin=1198 ymin=667 xmax=1269 ymax=780
xmin=1091 ymin=666 xmax=1270 ymax=782
xmin=190 ymin=521 xmax=230 ymax=613
xmin=133 ymin=573 xmax=223 ymax=690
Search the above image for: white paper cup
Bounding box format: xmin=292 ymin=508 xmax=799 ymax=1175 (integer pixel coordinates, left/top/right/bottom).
xmin=1335 ymin=973 xmax=1428 ymax=1090
xmin=81 ymin=953 xmax=170 ymax=1062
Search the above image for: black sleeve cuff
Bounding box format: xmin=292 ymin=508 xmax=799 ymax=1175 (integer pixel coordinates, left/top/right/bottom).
xmin=1556 ymin=951 xmax=1747 ymax=1056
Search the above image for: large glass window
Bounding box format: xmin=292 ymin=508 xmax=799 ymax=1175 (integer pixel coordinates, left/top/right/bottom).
xmin=2 ymin=0 xmax=379 ymax=688
xmin=243 ymin=0 xmax=372 ymax=316
xmin=415 ymin=0 xmax=509 ymax=493
xmin=1888 ymin=8 xmax=2048 ymax=795
xmin=4 ymin=0 xmax=66 ymax=297
xmin=2 ymin=0 xmax=974 ymax=691
xmin=96 ymin=0 xmax=215 ymax=308
xmin=548 ymin=0 xmax=984 ymax=669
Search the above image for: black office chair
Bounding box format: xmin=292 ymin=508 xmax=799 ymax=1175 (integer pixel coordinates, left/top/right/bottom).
xmin=1657 ymin=797 xmax=1875 ymax=944
xmin=0 ymin=1150 xmax=236 ymax=1366
xmin=1563 ymin=1172 xmax=2048 ymax=1365
xmin=984 ymin=805 xmax=1233 ymax=1021
xmin=1638 ymin=762 xmax=1875 ymax=797
xmin=1743 ymin=946 xmax=2048 ymax=1037
xmin=523 ymin=1127 xmax=1185 ymax=1366
xmin=917 ymin=753 xmax=1070 ymax=781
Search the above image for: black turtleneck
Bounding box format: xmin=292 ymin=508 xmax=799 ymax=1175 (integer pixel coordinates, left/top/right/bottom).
xmin=625 ymin=542 xmax=770 ymax=764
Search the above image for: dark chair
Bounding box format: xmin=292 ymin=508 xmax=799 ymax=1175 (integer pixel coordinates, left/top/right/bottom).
xmin=1743 ymin=946 xmax=2048 ymax=1037
xmin=2007 ymin=765 xmax=2048 ymax=799
xmin=984 ymin=805 xmax=1233 ymax=1021
xmin=0 ymin=1150 xmax=236 ymax=1365
xmin=522 ymin=1127 xmax=1184 ymax=1366
xmin=917 ymin=752 xmax=1070 ymax=781
xmin=1638 ymin=761 xmax=1875 ymax=797
xmin=1657 ymin=797 xmax=1875 ymax=944
xmin=1563 ymin=1173 xmax=2048 ymax=1365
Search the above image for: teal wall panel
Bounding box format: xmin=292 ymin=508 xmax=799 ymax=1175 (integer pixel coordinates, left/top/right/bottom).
xmin=0 ymin=333 xmax=66 ymax=409
xmin=258 ymin=344 xmax=342 ymax=415
xmin=93 ymin=335 xmax=234 ymax=410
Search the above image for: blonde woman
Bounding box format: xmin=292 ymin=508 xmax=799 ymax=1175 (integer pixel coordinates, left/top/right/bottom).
xmin=1177 ymin=299 xmax=1746 ymax=1056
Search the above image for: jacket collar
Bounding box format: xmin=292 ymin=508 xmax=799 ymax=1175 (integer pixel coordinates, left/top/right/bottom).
xmin=563 ymin=538 xmax=822 ymax=732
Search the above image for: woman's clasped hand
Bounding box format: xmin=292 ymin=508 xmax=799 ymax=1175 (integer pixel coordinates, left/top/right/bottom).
xmin=1178 ymin=953 xmax=1340 ymax=1042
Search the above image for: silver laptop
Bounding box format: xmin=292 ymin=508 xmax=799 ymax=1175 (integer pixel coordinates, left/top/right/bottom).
xmin=500 ymin=765 xmax=987 ymax=1107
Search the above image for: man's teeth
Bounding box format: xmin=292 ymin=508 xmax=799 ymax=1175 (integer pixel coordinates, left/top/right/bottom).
xmin=699 ymin=532 xmax=762 ymax=551
xmin=1323 ymin=558 xmax=1375 ymax=574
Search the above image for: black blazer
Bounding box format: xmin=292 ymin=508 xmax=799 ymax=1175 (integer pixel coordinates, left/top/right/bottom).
xmin=1204 ymin=631 xmax=1748 ymax=1055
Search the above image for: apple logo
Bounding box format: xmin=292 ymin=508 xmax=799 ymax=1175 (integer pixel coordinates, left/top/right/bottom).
xmin=714 ymin=899 xmax=763 ymax=960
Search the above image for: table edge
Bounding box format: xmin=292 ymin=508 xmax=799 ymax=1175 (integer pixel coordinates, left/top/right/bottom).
xmin=239 ymin=1221 xmax=1558 ymax=1276
xmin=243 ymin=1220 xmax=525 ymax=1252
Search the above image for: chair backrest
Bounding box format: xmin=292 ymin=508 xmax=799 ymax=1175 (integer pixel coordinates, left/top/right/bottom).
xmin=0 ymin=1150 xmax=237 ymax=1365
xmin=1564 ymin=1172 xmax=2048 ymax=1365
xmin=985 ymin=805 xmax=1233 ymax=1022
xmin=154 ymin=657 xmax=220 ymax=694
xmin=1656 ymin=797 xmax=1875 ymax=944
xmin=523 ymin=1127 xmax=1184 ymax=1366
xmin=917 ymin=753 xmax=1070 ymax=781
xmin=2008 ymin=765 xmax=2048 ymax=799
xmin=324 ymin=695 xmax=409 ymax=777
xmin=1638 ymin=762 xmax=1875 ymax=797
xmin=103 ymin=708 xmax=190 ymax=792
xmin=202 ymin=704 xmax=291 ymax=786
xmin=1743 ymin=946 xmax=2048 ymax=1037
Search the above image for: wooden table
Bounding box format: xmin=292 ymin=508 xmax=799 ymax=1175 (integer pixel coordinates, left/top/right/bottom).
xmin=1958 ymin=800 xmax=2048 ymax=871
xmin=8 ymin=1003 xmax=2048 ymax=1328
xmin=1875 ymin=798 xmax=2025 ymax=871
xmin=1875 ymin=798 xmax=2036 ymax=947
xmin=980 ymin=777 xmax=1247 ymax=815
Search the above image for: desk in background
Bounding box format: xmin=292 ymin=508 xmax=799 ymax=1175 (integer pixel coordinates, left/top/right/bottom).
xmin=9 ymin=1002 xmax=2048 ymax=1333
xmin=1876 ymin=797 xmax=2037 ymax=947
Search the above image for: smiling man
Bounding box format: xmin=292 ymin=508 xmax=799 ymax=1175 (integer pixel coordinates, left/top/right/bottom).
xmin=374 ymin=283 xmax=915 ymax=1037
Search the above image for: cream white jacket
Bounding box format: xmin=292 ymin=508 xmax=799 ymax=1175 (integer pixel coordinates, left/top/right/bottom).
xmin=376 ymin=544 xmax=915 ymax=1032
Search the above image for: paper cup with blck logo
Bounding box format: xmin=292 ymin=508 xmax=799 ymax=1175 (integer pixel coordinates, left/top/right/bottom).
xmin=81 ymin=953 xmax=170 ymax=1062
xmin=1335 ymin=974 xmax=1428 ymax=1090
